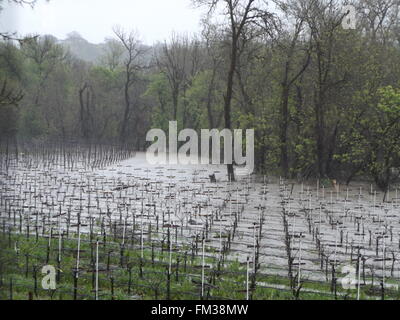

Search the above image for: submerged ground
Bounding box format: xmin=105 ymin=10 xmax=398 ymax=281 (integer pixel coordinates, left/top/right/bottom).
xmin=1 ymin=151 xmax=400 ymax=300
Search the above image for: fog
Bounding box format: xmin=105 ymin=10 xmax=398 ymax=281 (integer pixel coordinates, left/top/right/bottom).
xmin=0 ymin=0 xmax=204 ymax=44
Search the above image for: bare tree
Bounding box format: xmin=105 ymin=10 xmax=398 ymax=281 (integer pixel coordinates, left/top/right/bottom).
xmin=302 ymin=0 xmax=350 ymax=178
xmin=194 ymin=0 xmax=275 ymax=181
xmin=79 ymin=82 xmax=94 ymax=141
xmin=155 ymin=34 xmax=191 ymax=122
xmin=113 ymin=27 xmax=148 ymax=143
xmin=202 ymin=20 xmax=225 ymax=128
xmin=355 ymin=0 xmax=400 ymax=44
xmin=274 ymin=0 xmax=311 ymax=178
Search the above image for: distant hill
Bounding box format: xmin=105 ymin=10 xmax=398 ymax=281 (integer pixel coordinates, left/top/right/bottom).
xmin=58 ymin=32 xmax=106 ymax=63
xmin=56 ymin=31 xmax=154 ymax=65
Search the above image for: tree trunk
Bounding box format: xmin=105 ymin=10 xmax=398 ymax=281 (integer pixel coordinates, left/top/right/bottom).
xmin=280 ymin=83 xmax=290 ymax=178
xmin=224 ymin=35 xmax=237 ymax=182
xmin=120 ymin=80 xmax=131 ymax=143
xmin=315 ymin=91 xmax=326 ymax=178
xmin=206 ymin=68 xmax=217 ymax=129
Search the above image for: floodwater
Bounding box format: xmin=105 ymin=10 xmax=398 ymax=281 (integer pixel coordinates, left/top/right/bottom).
xmin=1 ymin=152 xmax=400 ymax=289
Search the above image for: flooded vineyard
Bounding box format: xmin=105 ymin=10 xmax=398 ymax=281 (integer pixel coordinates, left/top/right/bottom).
xmin=1 ymin=143 xmax=400 ymax=300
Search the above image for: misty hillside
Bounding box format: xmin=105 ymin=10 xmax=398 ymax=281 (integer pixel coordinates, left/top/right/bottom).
xmin=57 ymin=31 xmax=153 ymax=64
xmin=57 ymin=32 xmax=106 ymax=63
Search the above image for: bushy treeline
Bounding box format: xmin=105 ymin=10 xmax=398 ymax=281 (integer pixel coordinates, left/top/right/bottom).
xmin=1 ymin=0 xmax=400 ymax=188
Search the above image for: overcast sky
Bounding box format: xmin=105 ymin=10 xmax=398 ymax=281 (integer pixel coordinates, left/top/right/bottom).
xmin=0 ymin=0 xmax=206 ymax=44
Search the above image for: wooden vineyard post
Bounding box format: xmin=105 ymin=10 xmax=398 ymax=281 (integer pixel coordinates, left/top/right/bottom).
xmin=218 ymin=212 xmax=222 ymax=257
xmin=201 ymin=237 xmax=205 ymax=300
xmin=110 ymin=275 xmax=115 ymax=300
xmin=127 ymin=264 xmax=132 ymax=295
xmin=169 ymin=230 xmax=172 ymax=276
xmin=246 ymin=257 xmax=250 ymax=301
xmin=381 ymin=231 xmax=386 ymax=301
xmin=95 ymin=239 xmax=99 ymax=301
xmin=166 ymin=267 xmax=171 ymax=301
xmin=298 ymin=233 xmax=302 ymax=289
xmin=9 ymin=277 xmax=12 ymax=300
xmin=357 ymin=247 xmax=361 ymax=301
xmin=74 ymin=223 xmax=81 ymax=301
xmin=33 ymin=266 xmax=38 ymax=297
xmin=46 ymin=227 xmax=52 ymax=264
xmin=175 ymin=257 xmax=180 ymax=282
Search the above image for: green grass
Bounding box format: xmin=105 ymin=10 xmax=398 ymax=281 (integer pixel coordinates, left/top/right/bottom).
xmin=0 ymin=232 xmax=398 ymax=300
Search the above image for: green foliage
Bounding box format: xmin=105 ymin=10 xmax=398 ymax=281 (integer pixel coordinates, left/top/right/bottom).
xmin=0 ymin=42 xmax=25 ymax=138
xmin=144 ymin=73 xmax=173 ymax=131
xmin=336 ymin=86 xmax=400 ymax=188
